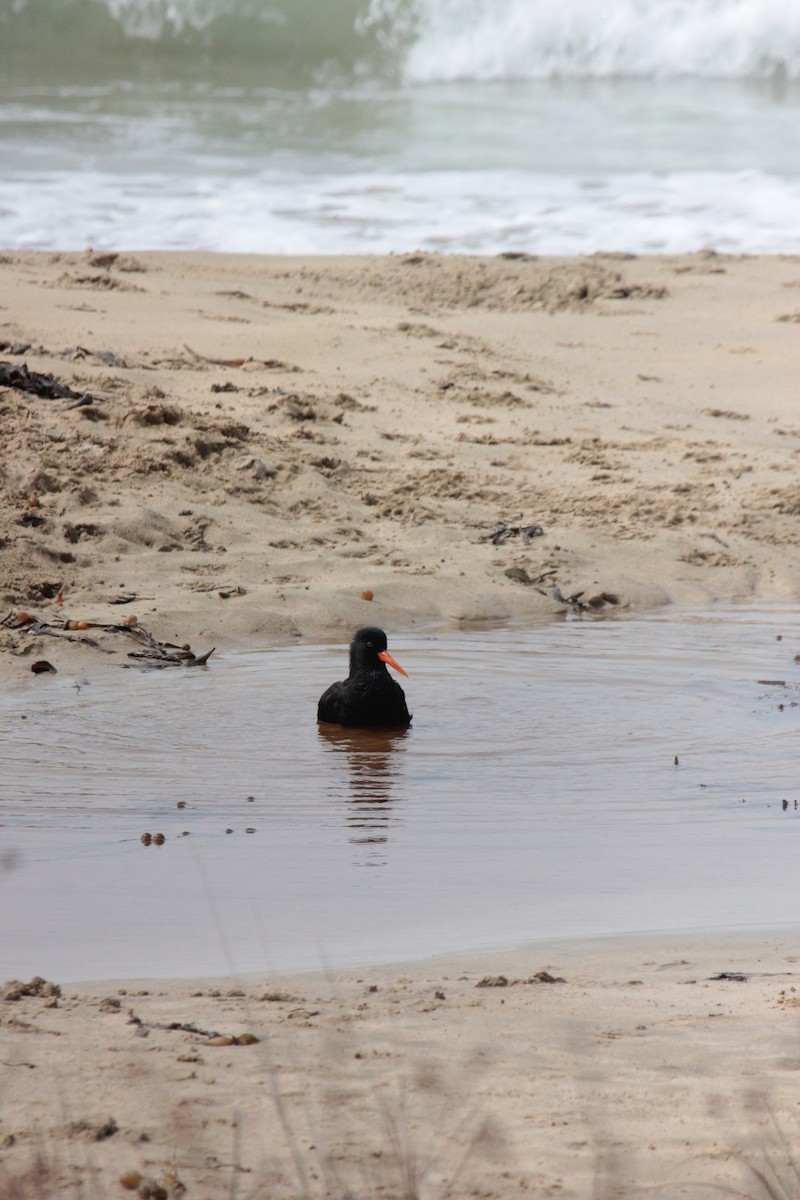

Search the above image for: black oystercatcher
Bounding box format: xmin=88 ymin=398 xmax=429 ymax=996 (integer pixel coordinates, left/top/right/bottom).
xmin=317 ymin=627 xmax=411 ymax=728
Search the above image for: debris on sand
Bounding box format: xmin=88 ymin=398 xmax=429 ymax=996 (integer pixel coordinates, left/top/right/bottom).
xmin=0 ymin=359 xmax=95 ymax=406
xmin=480 ymin=519 xmax=544 ymax=546
xmin=1 ymin=611 xmax=214 ymax=670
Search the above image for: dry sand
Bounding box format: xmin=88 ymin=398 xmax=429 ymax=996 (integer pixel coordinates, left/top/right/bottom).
xmin=2 ymin=250 xmax=800 ymax=1197
xmin=3 ymin=930 xmax=800 ymax=1199
xmin=1 ymin=249 xmax=800 ymax=677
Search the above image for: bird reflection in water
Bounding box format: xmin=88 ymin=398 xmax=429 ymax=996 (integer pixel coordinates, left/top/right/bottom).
xmin=317 ymin=724 xmax=410 ymax=865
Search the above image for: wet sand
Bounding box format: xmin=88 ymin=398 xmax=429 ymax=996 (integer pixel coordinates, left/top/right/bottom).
xmin=2 ymin=250 xmax=800 ymax=1197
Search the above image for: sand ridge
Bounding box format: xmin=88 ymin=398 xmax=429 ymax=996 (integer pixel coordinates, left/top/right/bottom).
xmin=1 ymin=250 xmax=800 ymax=679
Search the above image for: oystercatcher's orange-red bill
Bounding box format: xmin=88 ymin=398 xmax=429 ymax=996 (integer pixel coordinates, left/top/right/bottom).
xmin=378 ymin=649 xmax=409 ymax=678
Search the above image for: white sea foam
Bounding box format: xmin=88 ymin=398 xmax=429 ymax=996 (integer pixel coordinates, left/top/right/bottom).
xmin=102 ymin=0 xmax=227 ymax=37
xmin=366 ymin=0 xmax=800 ymax=82
xmin=3 ymin=166 xmax=800 ymax=256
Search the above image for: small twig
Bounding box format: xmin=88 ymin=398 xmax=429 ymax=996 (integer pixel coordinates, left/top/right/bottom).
xmin=126 ymin=1011 xmax=220 ymax=1038
xmin=184 ymin=343 xmax=251 ymax=368
xmin=29 ymin=622 xmax=112 ymax=651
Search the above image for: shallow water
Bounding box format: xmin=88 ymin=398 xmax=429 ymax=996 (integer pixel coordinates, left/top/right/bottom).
xmin=2 ymin=603 xmax=799 ymax=982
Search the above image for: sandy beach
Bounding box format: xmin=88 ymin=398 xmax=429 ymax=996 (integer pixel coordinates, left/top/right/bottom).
xmin=2 ymin=250 xmax=800 ymax=1197
xmin=1 ymin=250 xmax=800 ymax=678
xmin=3 ymin=930 xmax=800 ymax=1198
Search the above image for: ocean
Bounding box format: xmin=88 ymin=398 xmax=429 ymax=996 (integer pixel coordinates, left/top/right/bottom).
xmin=1 ymin=0 xmax=800 ymax=255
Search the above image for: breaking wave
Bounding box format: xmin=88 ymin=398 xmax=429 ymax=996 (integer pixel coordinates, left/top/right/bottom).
xmin=366 ymin=0 xmax=800 ymax=83
xmin=2 ymin=0 xmax=800 ymax=84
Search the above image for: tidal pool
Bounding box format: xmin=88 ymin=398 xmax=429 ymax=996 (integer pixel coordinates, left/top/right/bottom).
xmin=1 ymin=603 xmax=798 ymax=982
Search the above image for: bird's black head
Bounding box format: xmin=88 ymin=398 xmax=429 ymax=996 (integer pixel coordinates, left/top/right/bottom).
xmin=349 ymin=627 xmax=388 ymax=671
xmin=348 ymin=627 xmax=409 ymax=678
xmin=353 ymin=627 xmax=388 ymax=653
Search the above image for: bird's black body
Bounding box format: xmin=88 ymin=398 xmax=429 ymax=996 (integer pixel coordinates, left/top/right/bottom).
xmin=317 ymin=627 xmax=411 ymax=728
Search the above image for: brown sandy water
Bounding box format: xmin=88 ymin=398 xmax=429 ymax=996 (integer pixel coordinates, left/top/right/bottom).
xmin=1 ymin=603 xmax=798 ymax=982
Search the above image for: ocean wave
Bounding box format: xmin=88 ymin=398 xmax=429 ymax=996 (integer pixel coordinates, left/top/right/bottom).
xmin=371 ymin=0 xmax=800 ymax=83
xmin=2 ymin=0 xmax=800 ymax=83
xmin=0 ymin=0 xmax=379 ymax=82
